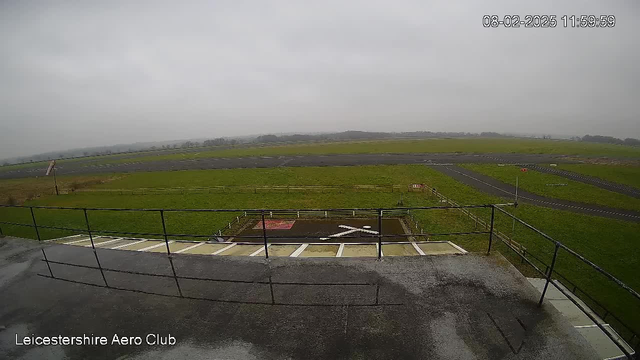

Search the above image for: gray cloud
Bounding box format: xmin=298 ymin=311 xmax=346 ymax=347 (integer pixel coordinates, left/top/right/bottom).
xmin=1 ymin=0 xmax=639 ymax=158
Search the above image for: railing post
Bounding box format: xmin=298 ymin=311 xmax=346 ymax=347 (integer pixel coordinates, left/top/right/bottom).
xmin=160 ymin=210 xmax=183 ymax=297
xmin=538 ymin=242 xmax=560 ymax=307
xmin=160 ymin=210 xmax=171 ymax=255
xmin=41 ymin=248 xmax=54 ymax=277
xmin=30 ymin=207 xmax=41 ymax=241
xmin=261 ymin=210 xmax=269 ymax=259
xmin=487 ymin=206 xmax=495 ymax=255
xmin=84 ymin=208 xmax=109 ymax=287
xmin=377 ymin=209 xmax=383 ymax=259
xmin=83 ymin=209 xmax=95 ymax=248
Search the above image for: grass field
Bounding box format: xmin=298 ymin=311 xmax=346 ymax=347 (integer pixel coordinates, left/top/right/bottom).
xmin=90 ymin=138 xmax=640 ymax=166
xmin=0 ymin=164 xmax=638 ymax=338
xmin=5 ymin=137 xmax=640 ymax=173
xmin=557 ymin=164 xmax=640 ymax=189
xmin=460 ymin=164 xmax=640 ymax=212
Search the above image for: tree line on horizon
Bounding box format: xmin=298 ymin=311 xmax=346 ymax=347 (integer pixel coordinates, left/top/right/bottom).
xmin=2 ymin=131 xmax=638 ymax=166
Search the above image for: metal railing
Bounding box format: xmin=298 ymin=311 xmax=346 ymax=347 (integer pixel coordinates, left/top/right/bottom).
xmin=0 ymin=202 xmax=637 ymax=358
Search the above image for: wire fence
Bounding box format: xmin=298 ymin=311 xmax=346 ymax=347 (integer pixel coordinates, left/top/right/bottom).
xmin=0 ymin=202 xmax=637 ymax=358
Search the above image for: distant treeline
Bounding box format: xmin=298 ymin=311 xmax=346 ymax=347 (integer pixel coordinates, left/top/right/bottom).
xmin=581 ymin=135 xmax=640 ymax=147
xmin=3 ymin=131 xmax=638 ymax=166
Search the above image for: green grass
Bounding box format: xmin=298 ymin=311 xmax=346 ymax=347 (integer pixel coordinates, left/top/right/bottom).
xmin=460 ymin=164 xmax=640 ymax=212
xmin=0 ymin=164 xmax=638 ymax=338
xmin=82 ymin=138 xmax=640 ymax=166
xmin=4 ymin=137 xmax=639 ymax=173
xmin=558 ymin=164 xmax=640 ymax=189
xmin=94 ymin=165 xmax=435 ymax=189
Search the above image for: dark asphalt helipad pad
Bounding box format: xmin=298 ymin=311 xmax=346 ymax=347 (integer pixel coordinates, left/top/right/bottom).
xmin=0 ymin=237 xmax=598 ymax=359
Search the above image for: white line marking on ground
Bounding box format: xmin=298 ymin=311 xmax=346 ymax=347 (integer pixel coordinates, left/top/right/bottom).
xmin=376 ymin=243 xmax=384 ymax=257
xmin=175 ymin=242 xmax=205 ymax=253
xmin=64 ymin=237 xmax=93 ymax=245
xmin=212 ymin=243 xmax=236 ymax=255
xmin=338 ymin=225 xmax=379 ymax=234
xmin=112 ymin=239 xmax=147 ymax=249
xmin=337 ymin=243 xmax=345 ymax=257
xmin=89 ymin=238 xmax=123 ymax=248
xmin=290 ymin=244 xmax=309 ymax=257
xmin=412 ymin=242 xmax=426 ymax=256
xmin=138 ymin=241 xmax=172 ymax=252
xmin=447 ymin=241 xmax=468 ymax=254
xmin=330 ymin=229 xmax=359 ymax=237
xmin=250 ymin=244 xmax=270 ymax=257
xmin=573 ymin=324 xmax=606 ymax=329
xmin=47 ymin=234 xmax=83 ymax=243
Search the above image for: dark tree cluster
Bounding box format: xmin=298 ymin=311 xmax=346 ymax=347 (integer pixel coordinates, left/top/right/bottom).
xmin=581 ymin=135 xmax=640 ymax=146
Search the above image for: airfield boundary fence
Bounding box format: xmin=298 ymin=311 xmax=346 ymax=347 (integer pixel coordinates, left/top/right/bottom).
xmin=0 ymin=203 xmax=637 ymax=358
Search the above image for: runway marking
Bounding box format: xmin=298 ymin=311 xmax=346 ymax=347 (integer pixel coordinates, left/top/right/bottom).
xmin=249 ymin=244 xmax=270 ymax=257
xmin=64 ymin=237 xmax=93 ymax=245
xmin=290 ymin=244 xmax=309 ymax=257
xmin=138 ymin=241 xmax=172 ymax=252
xmin=447 ymin=241 xmax=469 ymax=254
xmin=89 ymin=238 xmax=124 ymax=247
xmin=411 ymin=242 xmax=426 ymax=256
xmin=112 ymin=239 xmax=147 ymax=249
xmin=336 ymin=243 xmax=345 ymax=257
xmin=324 ymin=225 xmax=379 ymax=240
xmin=212 ymin=243 xmax=236 ymax=255
xmin=175 ymin=242 xmax=205 ymax=254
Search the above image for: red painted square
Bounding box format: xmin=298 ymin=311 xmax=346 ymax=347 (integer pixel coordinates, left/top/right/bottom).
xmin=253 ymin=220 xmax=296 ymax=230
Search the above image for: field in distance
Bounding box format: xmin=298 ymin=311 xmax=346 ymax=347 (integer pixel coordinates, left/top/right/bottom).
xmin=3 ymin=137 xmax=640 ymax=172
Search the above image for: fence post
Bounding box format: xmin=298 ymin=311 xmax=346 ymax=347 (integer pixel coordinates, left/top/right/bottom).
xmin=41 ymin=248 xmax=54 ymax=277
xmin=487 ymin=206 xmax=495 ymax=255
xmin=160 ymin=210 xmax=171 ymax=255
xmin=84 ymin=208 xmax=109 ymax=287
xmin=538 ymin=243 xmax=560 ymax=307
xmin=29 ymin=207 xmax=41 ymax=241
xmin=261 ymin=211 xmax=269 ymax=259
xmin=160 ymin=210 xmax=183 ymax=297
xmin=377 ymin=209 xmax=383 ymax=260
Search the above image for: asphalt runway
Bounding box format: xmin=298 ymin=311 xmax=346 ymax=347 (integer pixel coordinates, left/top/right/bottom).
xmin=0 ymin=236 xmax=597 ymax=359
xmin=431 ymin=165 xmax=640 ymax=222
xmin=0 ymin=153 xmax=575 ymax=179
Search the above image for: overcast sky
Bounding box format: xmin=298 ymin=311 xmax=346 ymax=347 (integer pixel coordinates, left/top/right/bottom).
xmin=1 ymin=0 xmax=639 ymax=158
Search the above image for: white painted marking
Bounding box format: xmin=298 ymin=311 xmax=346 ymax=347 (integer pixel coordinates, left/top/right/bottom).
xmin=337 ymin=243 xmax=345 ymax=257
xmin=250 ymin=244 xmax=270 ymax=257
xmin=47 ymin=234 xmax=83 ymax=243
xmin=64 ymin=236 xmax=94 ymax=245
xmin=447 ymin=241 xmax=468 ymax=254
xmin=319 ymin=237 xmax=330 ymax=241
xmin=138 ymin=241 xmax=173 ymax=252
xmin=290 ymin=244 xmax=309 ymax=257
xmin=573 ymin=324 xmax=601 ymax=329
xmin=412 ymin=242 xmax=426 ymax=256
xmin=88 ymin=238 xmax=123 ymax=248
xmin=112 ymin=239 xmax=147 ymax=249
xmin=376 ymin=243 xmax=384 ymax=257
xmin=337 ymin=225 xmax=379 ymax=234
xmin=212 ymin=243 xmax=236 ymax=255
xmin=363 ymin=225 xmax=371 ymax=229
xmin=330 ymin=229 xmax=359 ymax=238
xmin=175 ymin=242 xmax=205 ymax=254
